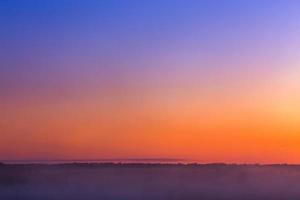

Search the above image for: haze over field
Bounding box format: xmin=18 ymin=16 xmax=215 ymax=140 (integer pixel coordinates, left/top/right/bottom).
xmin=2 ymin=164 xmax=300 ymax=200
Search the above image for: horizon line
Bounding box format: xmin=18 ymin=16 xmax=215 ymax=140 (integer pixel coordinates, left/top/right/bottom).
xmin=1 ymin=159 xmax=299 ymax=165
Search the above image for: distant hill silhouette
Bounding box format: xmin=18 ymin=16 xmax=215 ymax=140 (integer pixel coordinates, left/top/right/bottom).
xmin=0 ymin=162 xmax=297 ymax=168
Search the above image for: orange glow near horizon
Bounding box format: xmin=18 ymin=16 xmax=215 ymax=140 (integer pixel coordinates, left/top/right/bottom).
xmin=2 ymin=73 xmax=300 ymax=163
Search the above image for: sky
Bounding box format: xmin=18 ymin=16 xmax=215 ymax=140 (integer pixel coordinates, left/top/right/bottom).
xmin=1 ymin=0 xmax=300 ymax=163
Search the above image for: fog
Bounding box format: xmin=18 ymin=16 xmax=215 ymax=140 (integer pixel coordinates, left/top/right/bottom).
xmin=1 ymin=163 xmax=300 ymax=200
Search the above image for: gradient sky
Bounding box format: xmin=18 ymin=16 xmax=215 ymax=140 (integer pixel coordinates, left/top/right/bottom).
xmin=1 ymin=0 xmax=300 ymax=163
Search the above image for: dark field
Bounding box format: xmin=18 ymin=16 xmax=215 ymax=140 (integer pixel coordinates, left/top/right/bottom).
xmin=1 ymin=163 xmax=300 ymax=200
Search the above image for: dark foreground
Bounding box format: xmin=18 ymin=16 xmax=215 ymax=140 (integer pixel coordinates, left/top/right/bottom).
xmin=1 ymin=163 xmax=300 ymax=200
